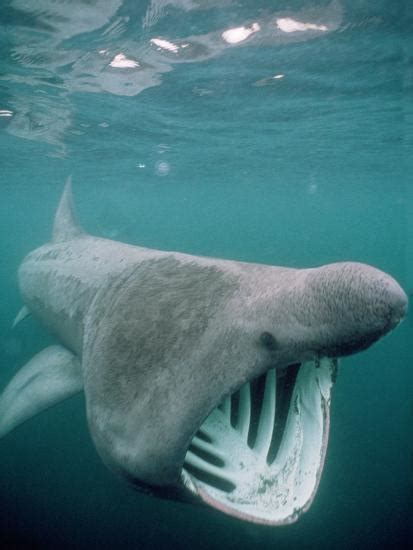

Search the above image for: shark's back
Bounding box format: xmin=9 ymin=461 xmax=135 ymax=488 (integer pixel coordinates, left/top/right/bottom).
xmin=18 ymin=179 xmax=165 ymax=353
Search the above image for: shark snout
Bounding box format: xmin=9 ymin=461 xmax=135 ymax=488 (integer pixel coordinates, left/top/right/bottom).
xmin=302 ymin=262 xmax=408 ymax=357
xmin=346 ymin=266 xmax=408 ymax=343
xmin=385 ymin=277 xmax=408 ymax=330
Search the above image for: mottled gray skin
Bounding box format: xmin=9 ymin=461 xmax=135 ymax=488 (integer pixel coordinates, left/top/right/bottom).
xmin=18 ymin=183 xmax=407 ymax=493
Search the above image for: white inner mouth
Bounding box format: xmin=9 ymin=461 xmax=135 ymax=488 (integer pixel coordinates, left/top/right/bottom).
xmin=181 ymin=357 xmax=336 ymax=525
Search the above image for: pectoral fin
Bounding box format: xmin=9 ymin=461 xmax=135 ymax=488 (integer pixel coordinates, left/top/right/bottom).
xmin=0 ymin=345 xmax=82 ymax=438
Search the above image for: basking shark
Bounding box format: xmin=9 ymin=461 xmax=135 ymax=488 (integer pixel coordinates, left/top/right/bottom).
xmin=0 ymin=178 xmax=407 ymax=525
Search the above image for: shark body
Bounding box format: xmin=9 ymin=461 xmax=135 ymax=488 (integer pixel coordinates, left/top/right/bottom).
xmin=0 ymin=179 xmax=407 ymax=524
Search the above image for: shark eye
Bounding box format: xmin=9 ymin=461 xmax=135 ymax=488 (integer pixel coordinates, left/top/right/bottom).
xmin=259 ymin=331 xmax=278 ymax=351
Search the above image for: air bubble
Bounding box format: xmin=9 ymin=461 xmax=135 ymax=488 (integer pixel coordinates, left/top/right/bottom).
xmin=155 ymin=160 xmax=170 ymax=176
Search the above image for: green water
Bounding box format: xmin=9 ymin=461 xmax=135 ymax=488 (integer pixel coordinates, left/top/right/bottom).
xmin=0 ymin=1 xmax=412 ymax=548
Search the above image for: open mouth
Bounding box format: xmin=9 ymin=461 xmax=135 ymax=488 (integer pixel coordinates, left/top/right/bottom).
xmin=181 ymin=357 xmax=337 ymax=525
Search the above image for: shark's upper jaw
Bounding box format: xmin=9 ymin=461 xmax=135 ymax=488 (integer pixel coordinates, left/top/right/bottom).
xmin=180 ymin=357 xmax=336 ymax=525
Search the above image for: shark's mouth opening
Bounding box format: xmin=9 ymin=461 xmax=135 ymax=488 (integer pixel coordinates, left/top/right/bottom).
xmin=181 ymin=358 xmax=337 ymax=525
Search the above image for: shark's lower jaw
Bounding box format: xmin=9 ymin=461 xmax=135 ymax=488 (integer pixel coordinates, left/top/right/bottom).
xmin=181 ymin=358 xmax=337 ymax=525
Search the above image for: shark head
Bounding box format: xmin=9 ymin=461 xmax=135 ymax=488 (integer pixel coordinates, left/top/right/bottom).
xmin=172 ymin=262 xmax=407 ymax=524
xmin=1 ymin=178 xmax=407 ymax=526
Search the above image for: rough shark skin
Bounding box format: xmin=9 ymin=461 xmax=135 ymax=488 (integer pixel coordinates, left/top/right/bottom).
xmin=0 ymin=178 xmax=408 ymax=525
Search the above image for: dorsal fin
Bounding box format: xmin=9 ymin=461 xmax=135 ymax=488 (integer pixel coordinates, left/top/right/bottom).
xmin=52 ymin=176 xmax=84 ymax=242
xmin=12 ymin=305 xmax=31 ymax=329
